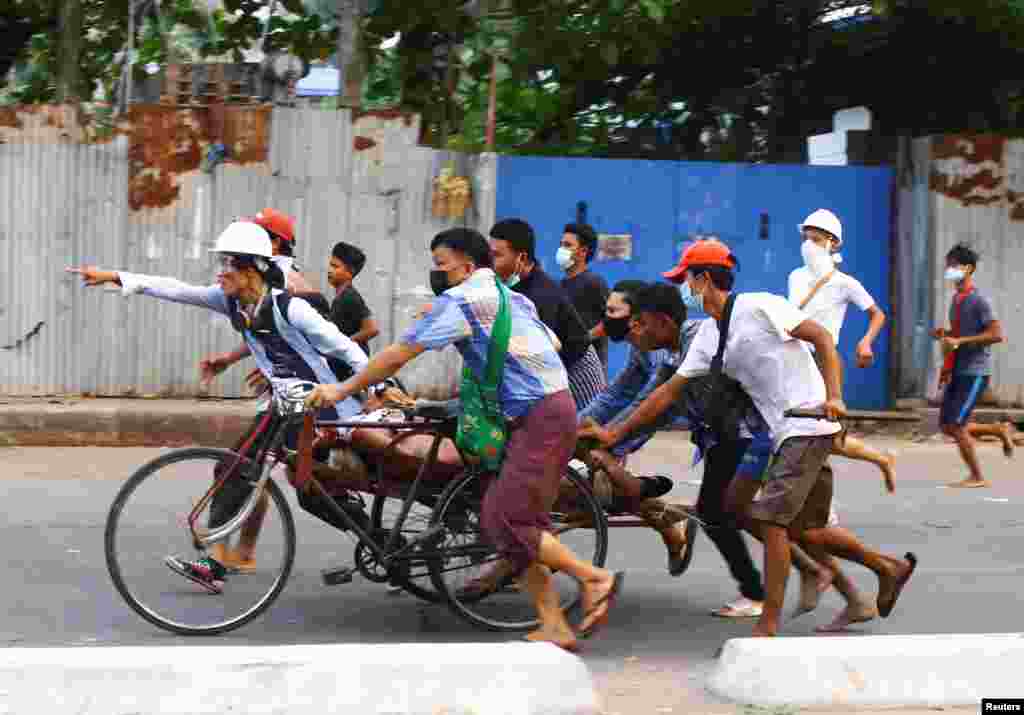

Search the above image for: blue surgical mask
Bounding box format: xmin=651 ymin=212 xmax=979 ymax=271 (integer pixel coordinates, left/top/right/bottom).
xmin=678 ymin=281 xmax=704 ymax=312
xmin=944 ymin=267 xmax=966 ymax=283
xmin=555 ymin=247 xmax=574 ymax=270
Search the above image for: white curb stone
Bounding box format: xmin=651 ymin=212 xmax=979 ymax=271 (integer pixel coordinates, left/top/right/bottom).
xmin=0 ymin=643 xmax=599 ymax=715
xmin=707 ymin=633 xmax=1024 ymax=708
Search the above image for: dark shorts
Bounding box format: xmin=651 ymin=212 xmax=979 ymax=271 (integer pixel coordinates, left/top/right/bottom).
xmin=480 ymin=390 xmax=578 ymax=573
xmin=940 ymin=375 xmax=990 ymax=427
xmin=748 ymin=435 xmax=834 ymax=531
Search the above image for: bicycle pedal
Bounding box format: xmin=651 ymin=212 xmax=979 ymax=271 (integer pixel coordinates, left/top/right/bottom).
xmin=321 ymin=566 xmax=355 ymax=586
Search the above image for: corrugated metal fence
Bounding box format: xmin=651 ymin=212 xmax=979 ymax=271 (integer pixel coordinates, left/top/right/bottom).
xmin=0 ymin=104 xmax=494 ymax=397
xmin=894 ymin=135 xmax=1024 ymax=406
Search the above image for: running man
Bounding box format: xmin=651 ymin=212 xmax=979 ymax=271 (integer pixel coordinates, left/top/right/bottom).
xmin=933 ymin=243 xmax=1012 ymax=488
xmin=789 ymin=208 xmax=895 ymax=492
xmin=588 ymin=239 xmax=916 ymax=637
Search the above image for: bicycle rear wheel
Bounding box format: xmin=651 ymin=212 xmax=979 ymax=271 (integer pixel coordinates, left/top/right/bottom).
xmin=427 ymin=466 xmax=608 ymax=632
xmin=105 ymin=447 xmax=295 ymax=636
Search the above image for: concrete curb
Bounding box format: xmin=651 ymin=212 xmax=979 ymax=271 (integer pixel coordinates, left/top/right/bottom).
xmin=0 ymin=398 xmax=254 ymax=447
xmin=707 ymin=633 xmax=1024 ymax=709
xmin=0 ymin=643 xmax=600 ymax=715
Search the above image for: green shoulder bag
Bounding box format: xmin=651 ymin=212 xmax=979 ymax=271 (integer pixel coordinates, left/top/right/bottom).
xmin=456 ymin=278 xmax=512 ymax=471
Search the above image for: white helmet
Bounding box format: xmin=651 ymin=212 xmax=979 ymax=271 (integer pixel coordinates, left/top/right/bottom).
xmin=210 ymin=221 xmax=273 ymax=258
xmin=798 ymin=209 xmax=843 ymax=248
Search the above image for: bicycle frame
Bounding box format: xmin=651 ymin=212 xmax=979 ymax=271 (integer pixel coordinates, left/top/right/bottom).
xmin=188 ymin=399 xmax=474 ymax=572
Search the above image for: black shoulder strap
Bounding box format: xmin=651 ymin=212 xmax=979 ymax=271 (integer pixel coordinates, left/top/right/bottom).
xmin=710 ymin=293 xmax=737 ymax=379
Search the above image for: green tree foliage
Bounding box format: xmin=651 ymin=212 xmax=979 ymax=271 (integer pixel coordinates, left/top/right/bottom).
xmin=1 ymin=0 xmax=337 ymax=104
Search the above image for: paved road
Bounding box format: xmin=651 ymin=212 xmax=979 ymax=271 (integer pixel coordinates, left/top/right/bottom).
xmin=2 ymin=433 xmax=1020 ymax=713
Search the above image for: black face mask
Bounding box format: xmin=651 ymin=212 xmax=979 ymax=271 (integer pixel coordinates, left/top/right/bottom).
xmin=604 ymin=316 xmax=631 ymax=342
xmin=429 ymin=270 xmax=449 ymax=296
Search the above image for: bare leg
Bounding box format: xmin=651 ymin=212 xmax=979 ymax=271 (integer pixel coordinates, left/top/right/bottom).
xmin=790 ymin=545 xmax=833 ymax=617
xmin=520 ymin=564 xmax=577 ymax=650
xmin=943 ymin=424 xmax=990 ymax=487
xmin=967 ymin=422 xmax=1015 ymax=458
xmin=536 ymin=532 xmax=617 ymax=635
xmin=832 ymin=435 xmax=896 ymax=493
xmin=750 ymin=522 xmax=790 ymax=637
xmin=233 ymin=491 xmax=269 ymax=563
xmin=801 ymin=526 xmax=914 ymax=615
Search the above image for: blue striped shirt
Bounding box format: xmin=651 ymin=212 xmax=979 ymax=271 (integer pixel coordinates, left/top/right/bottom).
xmin=400 ymin=269 xmax=569 ymax=419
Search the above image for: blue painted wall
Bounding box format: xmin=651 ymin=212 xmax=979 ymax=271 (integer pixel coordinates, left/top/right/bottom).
xmin=495 ymin=156 xmax=894 ymax=409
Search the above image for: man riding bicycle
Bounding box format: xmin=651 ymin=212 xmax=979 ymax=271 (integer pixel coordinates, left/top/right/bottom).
xmin=68 ymin=221 xmax=370 ymax=594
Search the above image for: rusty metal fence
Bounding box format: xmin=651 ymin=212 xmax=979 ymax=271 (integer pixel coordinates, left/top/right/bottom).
xmin=0 ymin=104 xmax=494 ymax=397
xmin=895 ymin=135 xmax=1024 ymax=406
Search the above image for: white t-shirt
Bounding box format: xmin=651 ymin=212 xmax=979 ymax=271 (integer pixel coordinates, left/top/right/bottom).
xmin=787 ymin=267 xmax=874 ymax=346
xmin=676 ymin=293 xmax=840 ymax=451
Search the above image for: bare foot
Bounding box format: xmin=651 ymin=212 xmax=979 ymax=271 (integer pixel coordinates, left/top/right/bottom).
xmin=790 ymin=567 xmax=830 ymax=618
xmin=880 ymin=452 xmax=897 ymax=493
xmin=815 ymin=601 xmax=878 ymax=633
xmin=525 ymin=626 xmax=578 ymax=652
xmin=946 ymin=478 xmax=991 ymax=489
xmin=576 ymin=572 xmax=622 ymax=637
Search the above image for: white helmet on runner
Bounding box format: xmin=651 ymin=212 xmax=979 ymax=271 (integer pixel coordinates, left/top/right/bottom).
xmin=210 ymin=221 xmax=274 ymax=259
xmin=798 ymin=209 xmax=843 ymax=248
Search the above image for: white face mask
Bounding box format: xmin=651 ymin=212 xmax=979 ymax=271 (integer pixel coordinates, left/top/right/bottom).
xmin=801 ymin=240 xmax=835 ymax=278
xmin=555 ymin=247 xmax=574 ymax=270
xmin=945 ymin=267 xmax=967 ymax=283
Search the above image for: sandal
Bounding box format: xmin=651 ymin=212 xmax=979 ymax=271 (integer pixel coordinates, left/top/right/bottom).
xmin=667 ymin=518 xmax=698 ymax=577
xmin=878 ymin=552 xmax=917 ymax=618
xmin=711 ymin=597 xmax=763 ymax=618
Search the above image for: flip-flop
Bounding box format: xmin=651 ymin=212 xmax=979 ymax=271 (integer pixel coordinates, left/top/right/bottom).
xmin=668 ymin=519 xmax=699 ymax=577
xmin=946 ymin=479 xmax=990 ymax=489
xmin=878 ymin=552 xmax=917 ymax=619
xmin=577 ymin=572 xmax=625 ymax=640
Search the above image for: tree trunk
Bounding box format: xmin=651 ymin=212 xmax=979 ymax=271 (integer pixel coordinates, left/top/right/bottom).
xmin=57 ymin=0 xmax=84 ymax=103
xmin=336 ymin=0 xmax=364 ymax=108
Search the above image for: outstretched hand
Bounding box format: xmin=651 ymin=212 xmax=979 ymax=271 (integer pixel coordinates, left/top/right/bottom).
xmin=66 ymin=266 xmax=118 ymax=287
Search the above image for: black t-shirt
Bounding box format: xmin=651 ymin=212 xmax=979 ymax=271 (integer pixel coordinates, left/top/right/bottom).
xmin=561 ymin=270 xmax=610 ymax=368
xmin=330 ymin=285 xmax=372 ymax=356
xmin=514 ymin=267 xmax=590 ymax=368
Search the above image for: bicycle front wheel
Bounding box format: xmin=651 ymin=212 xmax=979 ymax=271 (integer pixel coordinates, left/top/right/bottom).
xmin=428 ymin=466 xmax=608 ymax=632
xmin=105 ymin=447 xmax=296 ymax=636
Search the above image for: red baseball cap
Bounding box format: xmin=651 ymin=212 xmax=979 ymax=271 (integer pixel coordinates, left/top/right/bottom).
xmin=662 ymin=239 xmax=737 ymax=283
xmin=250 ymin=208 xmax=295 ymax=244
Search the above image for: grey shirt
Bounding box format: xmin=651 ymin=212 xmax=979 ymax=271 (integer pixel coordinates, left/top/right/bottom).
xmin=950 ymin=292 xmax=995 ymax=376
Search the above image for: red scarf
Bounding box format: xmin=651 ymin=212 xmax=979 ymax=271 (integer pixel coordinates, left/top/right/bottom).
xmin=943 ymin=281 xmax=975 ymax=374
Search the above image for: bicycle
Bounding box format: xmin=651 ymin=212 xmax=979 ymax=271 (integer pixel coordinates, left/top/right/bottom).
xmin=105 ymin=381 xmax=610 ymax=635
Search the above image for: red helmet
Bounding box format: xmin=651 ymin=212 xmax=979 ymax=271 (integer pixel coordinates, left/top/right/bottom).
xmin=249 ymin=208 xmax=295 ymax=244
